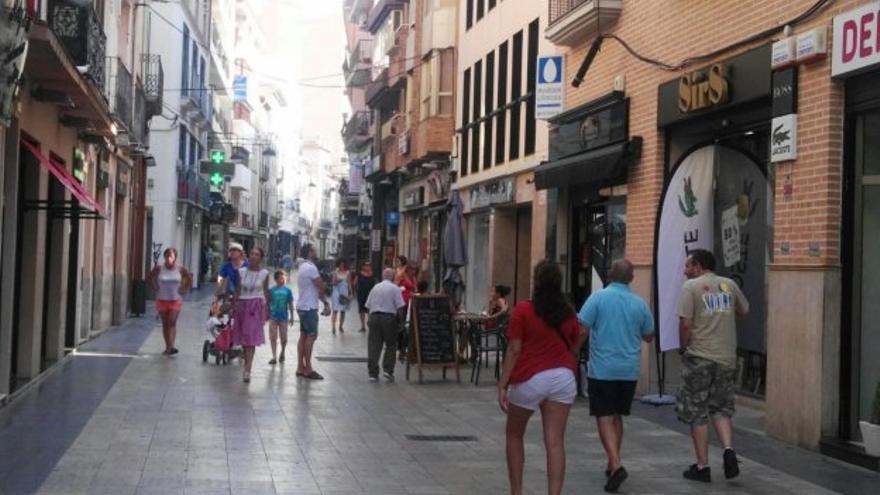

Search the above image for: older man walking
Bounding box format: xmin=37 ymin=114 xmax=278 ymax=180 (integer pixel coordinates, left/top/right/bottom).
xmin=365 ymin=268 xmax=406 ymax=382
xmin=578 ymin=260 xmax=654 ymax=493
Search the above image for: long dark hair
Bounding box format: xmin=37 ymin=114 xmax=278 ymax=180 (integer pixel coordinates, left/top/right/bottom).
xmin=532 ymin=260 xmax=574 ymax=329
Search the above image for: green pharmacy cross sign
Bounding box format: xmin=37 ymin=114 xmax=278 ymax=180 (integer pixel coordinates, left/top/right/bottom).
xmin=210 ymin=149 xmax=225 ymax=164
xmin=201 ymin=148 xmax=235 ymax=186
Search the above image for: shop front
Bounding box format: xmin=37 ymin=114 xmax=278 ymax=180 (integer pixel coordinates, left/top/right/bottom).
xmin=654 ymin=45 xmax=772 ymax=398
xmin=461 ymin=174 xmax=537 ymax=312
xmin=399 ymin=169 xmax=450 ymax=291
xmin=829 ymin=4 xmax=880 ymax=468
xmin=536 ymin=92 xmax=641 ymax=310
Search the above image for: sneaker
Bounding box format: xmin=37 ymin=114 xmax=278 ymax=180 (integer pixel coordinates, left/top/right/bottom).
xmin=683 ymin=464 xmax=711 ymax=483
xmin=369 ymin=376 xmax=379 ymax=383
xmin=604 ymin=466 xmax=628 ymax=493
xmin=723 ymin=449 xmax=740 ymax=479
xmin=383 ymin=372 xmax=394 ymax=383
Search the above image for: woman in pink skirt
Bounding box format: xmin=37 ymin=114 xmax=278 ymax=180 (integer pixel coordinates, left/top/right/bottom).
xmin=233 ymin=246 xmax=271 ymax=383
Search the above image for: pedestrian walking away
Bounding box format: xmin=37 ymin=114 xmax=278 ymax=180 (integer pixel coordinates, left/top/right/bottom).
xmin=365 ymin=268 xmax=406 ymax=382
xmin=677 ymin=249 xmax=749 ymax=483
xmin=296 ymin=243 xmax=331 ymax=380
xmin=148 ymin=247 xmax=192 ymax=356
xmin=233 ymin=247 xmax=271 ymax=383
xmin=497 ymin=261 xmax=587 ymax=495
xmin=268 ymin=270 xmax=294 ymax=365
xmin=577 ymin=259 xmax=655 ymax=493
xmin=330 ymin=259 xmax=353 ymax=335
xmin=356 ymin=261 xmax=376 ymax=332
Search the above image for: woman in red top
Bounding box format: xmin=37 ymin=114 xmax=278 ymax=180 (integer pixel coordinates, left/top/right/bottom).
xmin=498 ymin=261 xmax=587 ymax=495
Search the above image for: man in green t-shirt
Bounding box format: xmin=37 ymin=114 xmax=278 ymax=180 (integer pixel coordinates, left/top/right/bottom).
xmin=676 ymin=249 xmax=749 ymax=484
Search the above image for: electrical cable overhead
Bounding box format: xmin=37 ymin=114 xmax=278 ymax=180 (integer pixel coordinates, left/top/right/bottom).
xmin=572 ymin=0 xmax=834 ymax=86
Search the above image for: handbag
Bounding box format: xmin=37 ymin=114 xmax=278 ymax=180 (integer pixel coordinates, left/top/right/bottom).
xmin=338 ymin=294 xmax=352 ymax=306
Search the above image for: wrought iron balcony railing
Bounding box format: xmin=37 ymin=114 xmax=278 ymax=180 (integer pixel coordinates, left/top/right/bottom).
xmin=141 ymin=54 xmax=164 ymax=118
xmin=48 ymin=0 xmax=107 ymax=93
xmin=105 ymin=57 xmax=133 ymax=132
xmin=549 ymin=0 xmax=589 ymax=25
xmin=342 ymin=111 xmax=372 ymax=150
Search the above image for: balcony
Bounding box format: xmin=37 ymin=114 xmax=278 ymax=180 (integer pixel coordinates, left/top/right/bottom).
xmin=130 ymin=83 xmax=148 ymax=151
xmin=141 ymin=54 xmax=164 ymax=118
xmin=342 ymin=111 xmax=372 ymax=152
xmin=345 ymin=39 xmax=373 ymax=87
xmin=240 ymin=213 xmax=253 ymax=230
xmin=260 ymin=163 xmax=270 ymax=182
xmin=178 ymin=169 xmax=211 ymax=210
xmin=105 ymin=58 xmax=133 ymax=132
xmin=48 ymin=0 xmax=106 ymax=93
xmin=318 ymin=219 xmax=334 ymax=231
xmin=546 ymin=0 xmax=621 ymax=46
xmin=367 ymin=0 xmax=404 ymax=33
xmin=366 ymin=69 xmax=401 ymax=110
xmin=182 ymin=68 xmax=210 ymax=124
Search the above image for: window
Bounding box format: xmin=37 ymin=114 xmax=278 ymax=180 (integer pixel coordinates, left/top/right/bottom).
xmin=489 ymin=0 xmax=496 ymax=10
xmin=182 ymin=25 xmax=190 ymax=90
xmin=525 ymin=19 xmax=539 ymax=156
xmin=484 ymin=50 xmax=494 ymax=169
xmin=189 ymin=134 xmax=197 ymax=168
xmin=466 ymin=0 xmax=473 ymax=29
xmin=421 ymin=50 xmax=454 ymax=120
xmin=178 ymin=127 xmax=187 ymax=164
xmin=471 ymin=60 xmax=482 ymax=175
xmin=510 ymin=30 xmax=523 ymax=161
xmin=461 ymin=68 xmax=471 ymax=177
xmin=496 ymin=41 xmax=508 ymax=165
xmin=477 ymin=0 xmax=484 ymax=21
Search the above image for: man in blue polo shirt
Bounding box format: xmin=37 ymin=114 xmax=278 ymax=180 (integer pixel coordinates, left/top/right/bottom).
xmin=578 ymin=259 xmax=654 ymax=493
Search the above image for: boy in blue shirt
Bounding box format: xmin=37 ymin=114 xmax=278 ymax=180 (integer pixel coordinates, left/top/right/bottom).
xmin=578 ymin=259 xmax=654 ymax=493
xmin=268 ymin=270 xmax=294 ymax=365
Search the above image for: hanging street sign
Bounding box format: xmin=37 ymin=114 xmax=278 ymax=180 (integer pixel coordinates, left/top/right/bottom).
xmin=536 ymin=55 xmax=564 ymax=120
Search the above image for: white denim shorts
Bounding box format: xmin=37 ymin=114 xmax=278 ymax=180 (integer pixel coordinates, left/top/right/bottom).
xmin=508 ymin=367 xmax=577 ymax=411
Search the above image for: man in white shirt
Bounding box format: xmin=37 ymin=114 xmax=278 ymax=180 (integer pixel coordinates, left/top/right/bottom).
xmin=296 ymin=244 xmax=331 ymax=380
xmin=365 ymin=268 xmax=406 ymax=382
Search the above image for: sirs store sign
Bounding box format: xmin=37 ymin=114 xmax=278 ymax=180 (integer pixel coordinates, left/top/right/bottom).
xmin=832 ymin=2 xmax=880 ymax=77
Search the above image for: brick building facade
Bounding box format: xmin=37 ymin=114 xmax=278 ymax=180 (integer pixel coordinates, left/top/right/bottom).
xmin=538 ymin=0 xmax=878 ymax=465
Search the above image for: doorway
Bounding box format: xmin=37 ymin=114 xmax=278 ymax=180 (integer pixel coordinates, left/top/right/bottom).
xmin=845 ymin=110 xmax=880 ymax=440
xmin=569 ymin=198 xmax=626 ymax=310
xmin=513 ymin=207 xmax=532 ymax=303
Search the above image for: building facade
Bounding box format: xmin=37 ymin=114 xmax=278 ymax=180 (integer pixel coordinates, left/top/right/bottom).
xmin=539 ymin=0 xmax=879 ymax=467
xmin=0 ymin=0 xmax=162 ymax=397
xmin=454 ymin=0 xmax=553 ymax=311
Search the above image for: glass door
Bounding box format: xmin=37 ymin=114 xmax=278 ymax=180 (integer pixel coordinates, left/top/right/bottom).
xmin=852 ymin=112 xmax=880 ymax=436
xmin=569 ymin=199 xmax=626 ymax=310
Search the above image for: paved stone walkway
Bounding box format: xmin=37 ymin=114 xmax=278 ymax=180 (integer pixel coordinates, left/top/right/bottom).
xmin=1 ymin=288 xmax=877 ymax=494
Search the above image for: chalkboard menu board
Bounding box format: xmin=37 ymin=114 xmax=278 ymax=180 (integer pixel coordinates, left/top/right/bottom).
xmin=411 ymin=295 xmax=456 ymax=365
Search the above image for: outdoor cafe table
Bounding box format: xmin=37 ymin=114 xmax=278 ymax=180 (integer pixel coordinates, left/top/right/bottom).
xmin=453 ymin=312 xmax=487 ymax=361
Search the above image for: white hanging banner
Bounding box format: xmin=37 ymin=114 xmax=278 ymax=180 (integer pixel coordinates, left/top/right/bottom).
xmin=656 ymin=146 xmax=716 ymax=351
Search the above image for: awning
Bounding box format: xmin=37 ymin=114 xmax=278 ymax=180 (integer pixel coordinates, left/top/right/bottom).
xmin=20 ymin=140 xmax=106 ymax=218
xmin=534 ymin=137 xmax=642 ymax=191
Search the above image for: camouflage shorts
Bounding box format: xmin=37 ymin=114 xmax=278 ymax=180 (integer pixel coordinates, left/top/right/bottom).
xmin=676 ymin=355 xmax=736 ymax=425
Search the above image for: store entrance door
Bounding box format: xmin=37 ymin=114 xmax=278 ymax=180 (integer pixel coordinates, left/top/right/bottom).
xmin=570 ymin=199 xmax=626 ymax=310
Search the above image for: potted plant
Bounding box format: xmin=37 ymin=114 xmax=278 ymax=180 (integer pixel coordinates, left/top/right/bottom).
xmin=860 ymin=379 xmax=880 ymax=457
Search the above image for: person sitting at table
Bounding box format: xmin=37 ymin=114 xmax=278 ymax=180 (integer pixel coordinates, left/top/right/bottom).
xmin=484 ymin=284 xmax=511 ymax=330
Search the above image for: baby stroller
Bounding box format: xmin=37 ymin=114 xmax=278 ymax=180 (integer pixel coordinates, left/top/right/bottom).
xmin=202 ymin=300 xmax=243 ymax=365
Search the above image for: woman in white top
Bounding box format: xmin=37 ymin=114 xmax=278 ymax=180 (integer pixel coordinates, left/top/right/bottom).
xmin=330 ymin=259 xmax=353 ymax=335
xmin=148 ymin=248 xmax=192 ymax=355
xmin=233 ymin=246 xmax=271 ymax=383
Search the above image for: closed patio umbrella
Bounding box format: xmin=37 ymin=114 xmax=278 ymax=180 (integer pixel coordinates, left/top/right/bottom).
xmin=442 ymin=190 xmax=467 ymax=309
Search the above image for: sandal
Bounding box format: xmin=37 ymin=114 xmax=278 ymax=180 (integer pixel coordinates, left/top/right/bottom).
xmin=269 ymin=359 xmax=277 ymax=365
xmin=279 ymin=353 xmax=285 ymax=363
xmin=243 ymin=372 xmax=251 ymax=383
xmin=296 ymin=371 xmax=305 ymax=377
xmin=305 ymin=371 xmax=324 ymax=380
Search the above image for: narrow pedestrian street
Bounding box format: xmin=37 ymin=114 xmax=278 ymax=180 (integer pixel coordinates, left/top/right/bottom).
xmin=0 ymin=287 xmax=875 ymax=495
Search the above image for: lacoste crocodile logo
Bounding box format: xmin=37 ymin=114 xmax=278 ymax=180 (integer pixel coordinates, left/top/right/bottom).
xmin=678 ymin=176 xmax=698 ymax=218
xmin=773 ymin=123 xmax=790 ymax=145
